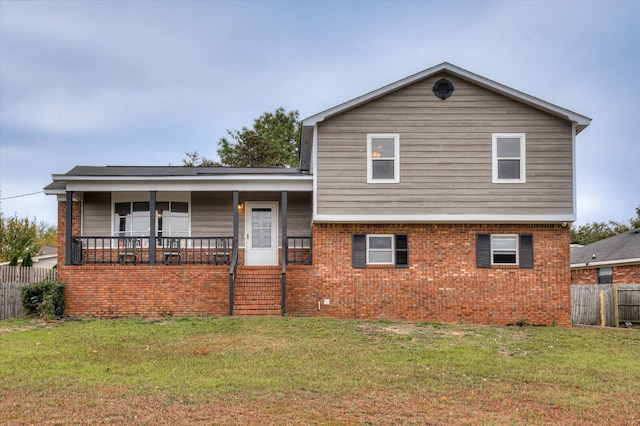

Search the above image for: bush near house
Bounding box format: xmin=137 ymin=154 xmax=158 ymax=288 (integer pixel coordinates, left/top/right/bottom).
xmin=20 ymin=281 xmax=65 ymax=319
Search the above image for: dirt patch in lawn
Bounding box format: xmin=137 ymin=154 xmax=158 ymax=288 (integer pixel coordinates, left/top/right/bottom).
xmin=2 ymin=385 xmax=637 ymax=425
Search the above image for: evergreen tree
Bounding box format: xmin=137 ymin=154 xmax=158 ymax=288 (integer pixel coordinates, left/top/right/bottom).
xmin=183 ymin=108 xmax=300 ymax=168
xmin=21 ymin=252 xmax=33 ymax=267
xmin=571 ymin=204 xmax=640 ymax=245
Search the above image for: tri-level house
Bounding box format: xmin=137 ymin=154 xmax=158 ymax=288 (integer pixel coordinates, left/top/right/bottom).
xmin=45 ymin=63 xmax=591 ymax=325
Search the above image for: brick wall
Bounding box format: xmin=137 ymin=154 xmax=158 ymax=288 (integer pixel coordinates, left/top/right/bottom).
xmin=287 ymin=223 xmax=571 ymax=326
xmin=571 ymin=264 xmax=640 ymax=285
xmin=58 ymin=201 xmax=571 ymax=324
xmin=60 ymin=264 xmax=229 ymax=318
xmin=58 ymin=200 xmax=230 ymax=318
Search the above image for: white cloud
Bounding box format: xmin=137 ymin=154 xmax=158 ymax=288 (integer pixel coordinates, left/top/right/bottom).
xmin=0 ymin=0 xmax=639 ymax=227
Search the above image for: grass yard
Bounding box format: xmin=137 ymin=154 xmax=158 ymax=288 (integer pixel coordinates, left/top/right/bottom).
xmin=1 ymin=317 xmax=639 ymax=425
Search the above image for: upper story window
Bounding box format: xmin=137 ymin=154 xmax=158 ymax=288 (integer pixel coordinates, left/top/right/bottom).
xmin=492 ymin=133 xmax=526 ymax=183
xmin=367 ymin=134 xmax=399 ymax=183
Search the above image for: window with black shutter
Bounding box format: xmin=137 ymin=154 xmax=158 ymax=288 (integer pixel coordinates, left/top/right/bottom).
xmin=352 ymin=233 xmax=409 ymax=268
xmin=519 ymin=234 xmax=534 ymax=269
xmin=476 ymin=233 xmax=534 ymax=268
xmin=395 ymin=234 xmax=408 ymax=268
xmin=476 ymin=234 xmax=491 ymax=268
xmin=353 ymin=234 xmax=367 ymax=268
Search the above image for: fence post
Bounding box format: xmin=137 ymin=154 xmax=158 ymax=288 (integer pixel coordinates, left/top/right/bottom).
xmin=599 ymin=290 xmax=606 ymax=327
xmin=613 ymin=285 xmax=619 ymax=327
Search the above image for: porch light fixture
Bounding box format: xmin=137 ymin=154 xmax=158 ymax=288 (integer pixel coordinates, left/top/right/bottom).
xmin=238 ymin=202 xmax=244 ymax=213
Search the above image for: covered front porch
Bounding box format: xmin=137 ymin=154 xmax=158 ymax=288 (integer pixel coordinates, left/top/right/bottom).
xmin=65 ymin=191 xmax=312 ymax=268
xmin=46 ymin=166 xmax=314 ymax=317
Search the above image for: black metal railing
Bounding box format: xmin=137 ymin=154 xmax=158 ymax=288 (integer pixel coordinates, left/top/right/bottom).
xmin=286 ymin=236 xmax=312 ymax=264
xmin=228 ymin=244 xmax=238 ymax=316
xmin=69 ymin=236 xmax=233 ymax=265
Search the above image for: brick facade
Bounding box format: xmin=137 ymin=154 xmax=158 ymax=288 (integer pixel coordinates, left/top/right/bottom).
xmin=58 ymin=202 xmax=571 ymax=325
xmin=287 ymin=223 xmax=571 ymax=326
xmin=571 ymin=264 xmax=640 ymax=285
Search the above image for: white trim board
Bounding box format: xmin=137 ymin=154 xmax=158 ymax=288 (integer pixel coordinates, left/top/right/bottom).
xmin=313 ymin=214 xmax=575 ymax=224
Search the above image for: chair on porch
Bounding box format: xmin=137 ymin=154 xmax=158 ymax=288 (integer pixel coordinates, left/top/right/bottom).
xmin=163 ymin=237 xmax=181 ymax=264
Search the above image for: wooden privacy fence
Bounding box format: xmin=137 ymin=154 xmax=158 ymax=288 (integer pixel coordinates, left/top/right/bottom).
xmin=571 ymin=284 xmax=640 ymax=327
xmin=0 ymin=266 xmax=58 ymax=319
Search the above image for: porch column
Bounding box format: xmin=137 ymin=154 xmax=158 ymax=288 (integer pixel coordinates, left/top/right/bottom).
xmin=149 ymin=191 xmax=156 ymax=265
xmin=232 ymin=191 xmax=239 ymax=253
xmin=65 ymin=191 xmax=73 ymax=265
xmin=231 ymin=191 xmax=239 ymax=316
xmin=281 ymin=191 xmax=288 ymax=315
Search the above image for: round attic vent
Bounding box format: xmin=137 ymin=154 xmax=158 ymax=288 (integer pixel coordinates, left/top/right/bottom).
xmin=433 ymin=78 xmax=454 ymax=100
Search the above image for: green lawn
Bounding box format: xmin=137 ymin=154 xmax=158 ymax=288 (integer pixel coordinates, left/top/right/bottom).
xmin=1 ymin=317 xmax=639 ymax=425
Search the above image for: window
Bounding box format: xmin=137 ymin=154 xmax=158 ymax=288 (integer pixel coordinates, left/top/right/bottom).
xmin=114 ymin=201 xmax=189 ymax=238
xmin=492 ymin=134 xmax=525 ymax=183
xmin=598 ymin=267 xmax=613 ymax=284
xmin=353 ymin=234 xmax=408 ymax=268
xmin=156 ymin=202 xmax=189 ymax=238
xmin=476 ymin=233 xmax=533 ymax=269
xmin=367 ymin=235 xmax=394 ymax=264
xmin=367 ymin=134 xmax=399 ymax=183
xmin=491 ymin=235 xmax=518 ymax=265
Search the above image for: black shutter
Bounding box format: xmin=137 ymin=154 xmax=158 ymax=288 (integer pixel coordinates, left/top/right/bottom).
xmin=519 ymin=234 xmax=534 ymax=269
xmin=476 ymin=234 xmax=491 ymax=268
xmin=395 ymin=234 xmax=409 ymax=268
xmin=353 ymin=234 xmax=366 ymax=268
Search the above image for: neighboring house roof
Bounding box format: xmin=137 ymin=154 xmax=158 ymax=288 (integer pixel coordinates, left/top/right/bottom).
xmin=0 ymin=253 xmax=57 ymax=267
xmin=45 ymin=166 xmax=312 ymax=194
xmin=41 ymin=246 xmax=58 ymax=256
xmin=571 ymin=228 xmax=640 ymax=268
xmin=301 ymin=62 xmax=592 ymax=133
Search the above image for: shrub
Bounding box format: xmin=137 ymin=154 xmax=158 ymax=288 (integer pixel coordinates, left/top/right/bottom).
xmin=20 ymin=281 xmax=65 ymax=319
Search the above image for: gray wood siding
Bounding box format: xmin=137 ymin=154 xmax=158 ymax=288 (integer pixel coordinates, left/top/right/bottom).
xmin=81 ymin=192 xmax=311 ymax=244
xmin=316 ymin=73 xmax=575 ymax=216
xmin=82 ymin=193 xmax=111 ymax=235
xmin=191 ymin=192 xmax=234 ymax=237
xmin=192 ymin=191 xmax=312 ymax=247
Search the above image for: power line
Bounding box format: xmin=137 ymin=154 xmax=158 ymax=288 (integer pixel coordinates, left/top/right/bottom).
xmin=0 ymin=191 xmax=44 ymax=201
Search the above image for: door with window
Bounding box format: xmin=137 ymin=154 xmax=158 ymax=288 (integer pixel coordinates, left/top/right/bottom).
xmin=245 ymin=202 xmax=278 ymax=266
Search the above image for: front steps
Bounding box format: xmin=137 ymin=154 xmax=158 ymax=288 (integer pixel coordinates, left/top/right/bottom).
xmin=233 ymin=266 xmax=282 ymax=316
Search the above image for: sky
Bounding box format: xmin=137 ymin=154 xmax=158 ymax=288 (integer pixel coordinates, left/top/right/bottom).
xmin=1 ymin=0 xmax=639 ymax=227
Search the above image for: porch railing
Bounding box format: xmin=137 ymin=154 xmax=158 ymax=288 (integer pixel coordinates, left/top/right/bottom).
xmin=286 ymin=236 xmax=312 ymax=264
xmin=70 ymin=236 xmax=233 ymax=265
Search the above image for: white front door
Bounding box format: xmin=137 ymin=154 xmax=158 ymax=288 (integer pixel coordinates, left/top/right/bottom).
xmin=245 ymin=201 xmax=278 ymax=266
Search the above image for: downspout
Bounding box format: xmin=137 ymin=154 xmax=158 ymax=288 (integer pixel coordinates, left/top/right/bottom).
xmin=572 ymin=122 xmax=577 ymax=222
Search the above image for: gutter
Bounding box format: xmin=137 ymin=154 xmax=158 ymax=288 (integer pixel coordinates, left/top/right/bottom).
xmin=571 ymin=258 xmax=640 ymax=269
